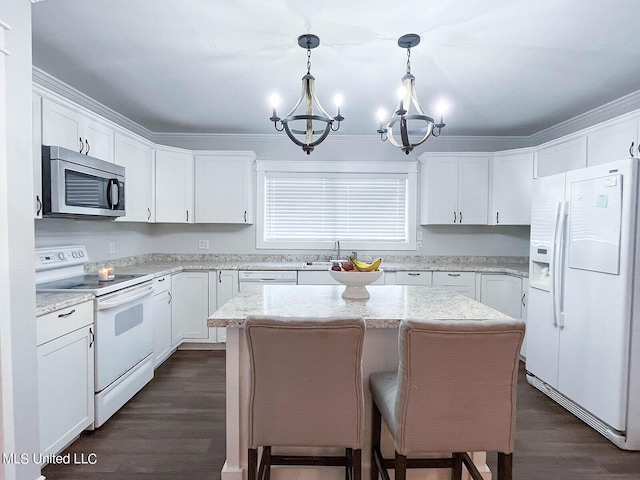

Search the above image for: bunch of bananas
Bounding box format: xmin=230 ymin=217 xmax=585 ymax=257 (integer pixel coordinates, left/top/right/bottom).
xmin=350 ymin=256 xmax=382 ymax=272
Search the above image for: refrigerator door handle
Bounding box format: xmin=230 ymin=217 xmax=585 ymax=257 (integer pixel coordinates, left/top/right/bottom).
xmin=552 ymin=201 xmax=568 ymax=327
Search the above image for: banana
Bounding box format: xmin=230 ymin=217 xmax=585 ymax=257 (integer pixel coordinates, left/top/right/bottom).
xmin=350 ymin=257 xmax=382 ymax=272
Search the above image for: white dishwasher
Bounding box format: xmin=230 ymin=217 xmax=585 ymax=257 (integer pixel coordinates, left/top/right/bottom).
xmin=239 ymin=271 xmax=298 ymax=290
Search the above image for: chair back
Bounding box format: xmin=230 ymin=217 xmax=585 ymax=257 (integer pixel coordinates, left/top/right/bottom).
xmin=245 ymin=315 xmax=366 ymax=449
xmin=394 ymin=318 xmax=525 ymax=455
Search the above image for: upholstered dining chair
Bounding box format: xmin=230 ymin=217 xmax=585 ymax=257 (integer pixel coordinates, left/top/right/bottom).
xmin=369 ymin=318 xmax=525 ymax=480
xmin=244 ymin=314 xmax=366 ymax=480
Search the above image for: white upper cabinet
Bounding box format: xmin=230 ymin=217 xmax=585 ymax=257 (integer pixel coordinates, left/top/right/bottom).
xmin=490 ymin=150 xmax=534 ymax=225
xmin=420 ymin=155 xmax=489 ymax=225
xmin=587 ymin=117 xmax=639 ymax=166
xmin=194 ymin=152 xmax=256 ymax=224
xmin=41 ymin=97 xmax=114 ymax=162
xmin=535 ymin=136 xmax=587 ymax=177
xmin=114 ymin=132 xmax=154 ymax=222
xmin=155 ymin=147 xmax=194 ymax=223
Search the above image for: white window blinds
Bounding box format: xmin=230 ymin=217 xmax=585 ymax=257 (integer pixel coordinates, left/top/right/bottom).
xmin=263 ymin=173 xmax=409 ymax=243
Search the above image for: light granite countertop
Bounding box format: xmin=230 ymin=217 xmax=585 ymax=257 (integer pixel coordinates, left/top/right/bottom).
xmin=36 ymin=291 xmax=94 ymax=317
xmin=91 ymin=255 xmax=529 ymax=278
xmin=208 ymin=284 xmax=511 ymax=329
xmin=36 ymin=254 xmax=528 ymax=315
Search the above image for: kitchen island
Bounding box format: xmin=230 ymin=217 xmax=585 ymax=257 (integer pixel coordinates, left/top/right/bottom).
xmin=208 ymin=285 xmax=512 ymax=480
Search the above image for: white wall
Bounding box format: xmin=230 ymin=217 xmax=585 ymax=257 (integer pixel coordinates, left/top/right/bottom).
xmin=1 ymin=1 xmax=40 ymax=479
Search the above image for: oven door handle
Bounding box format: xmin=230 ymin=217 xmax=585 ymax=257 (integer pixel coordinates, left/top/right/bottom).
xmin=97 ymin=285 xmax=153 ymax=310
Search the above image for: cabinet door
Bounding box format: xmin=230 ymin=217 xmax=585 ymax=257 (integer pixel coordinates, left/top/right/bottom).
xmin=458 ymin=156 xmax=489 ymax=224
xmin=153 ymin=289 xmax=173 ymax=368
xmin=490 ymin=151 xmax=534 ymax=225
xmin=33 ymin=92 xmax=43 ymax=218
xmin=194 ymin=153 xmax=255 ymax=224
xmin=479 ymin=274 xmax=523 ymax=319
xmin=535 ymin=136 xmax=587 ymax=177
xmin=213 ymin=270 xmax=239 ymax=343
xmin=172 ymin=272 xmax=209 ymax=340
xmin=115 ymin=133 xmax=154 ymax=222
xmin=82 ymin=116 xmax=114 ymax=162
xmin=42 ymin=97 xmax=83 ymax=153
xmin=420 ymin=156 xmax=459 ymax=224
xmin=38 ymin=325 xmax=94 ymax=457
xmin=521 ymin=278 xmax=529 ymax=358
xmin=587 ymin=117 xmax=638 ymax=166
xmin=155 ymin=148 xmax=194 ymax=223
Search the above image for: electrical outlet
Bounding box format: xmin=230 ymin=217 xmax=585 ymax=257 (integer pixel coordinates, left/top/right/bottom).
xmin=198 ymin=239 xmax=210 ymax=250
xmin=109 ymin=242 xmax=115 ymax=254
xmin=417 ymin=241 xmax=422 ymax=250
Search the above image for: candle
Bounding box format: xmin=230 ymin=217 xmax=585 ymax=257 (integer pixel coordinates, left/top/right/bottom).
xmin=107 ymin=267 xmax=115 ymax=280
xmin=98 ymin=268 xmax=109 ymax=281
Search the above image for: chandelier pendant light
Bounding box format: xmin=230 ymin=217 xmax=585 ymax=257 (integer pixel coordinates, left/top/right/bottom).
xmin=269 ymin=34 xmax=344 ymax=155
xmin=377 ymin=34 xmax=446 ymax=155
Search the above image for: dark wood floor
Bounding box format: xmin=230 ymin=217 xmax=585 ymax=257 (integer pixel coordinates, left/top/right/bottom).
xmin=43 ymin=352 xmax=640 ymax=479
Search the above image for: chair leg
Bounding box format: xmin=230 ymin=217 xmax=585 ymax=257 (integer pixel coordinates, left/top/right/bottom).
xmin=370 ymin=402 xmax=382 ymax=480
xmin=394 ymin=452 xmax=407 ymax=480
xmin=346 ymin=448 xmax=353 ymax=480
xmin=258 ymin=446 xmax=271 ymax=480
xmin=353 ymin=448 xmax=362 ymax=480
xmin=248 ymin=448 xmax=258 ymax=480
xmin=497 ymin=452 xmax=513 ymax=480
xmin=451 ymin=452 xmax=463 ymax=480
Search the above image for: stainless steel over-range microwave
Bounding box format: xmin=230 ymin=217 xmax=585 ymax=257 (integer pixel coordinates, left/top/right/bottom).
xmin=41 ymin=145 xmax=125 ymax=218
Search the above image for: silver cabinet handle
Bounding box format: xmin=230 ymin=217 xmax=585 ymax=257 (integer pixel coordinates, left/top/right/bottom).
xmin=85 ymin=139 xmax=90 ymax=155
xmin=522 ymin=292 xmax=527 ymax=307
xmin=168 ymin=291 xmax=172 ymax=305
xmin=496 ymin=212 xmax=500 ymax=224
xmin=244 ymin=210 xmax=247 ymax=222
xmin=407 ymin=273 xmax=421 ymax=276
xmin=218 ymin=271 xmax=222 ymax=283
xmin=459 ymin=211 xmax=462 ymax=223
xmin=89 ymin=326 xmax=94 ymax=348
xmin=36 ymin=195 xmax=42 ymax=216
xmin=57 ymin=308 xmax=76 ymax=318
xmin=453 ymin=211 xmax=456 ymax=223
xmin=630 ymin=142 xmax=635 ymax=157
xmin=447 ymin=273 xmax=461 ymax=277
xmin=147 ymin=208 xmax=151 ymax=221
xmin=79 ymin=137 xmax=84 ymax=154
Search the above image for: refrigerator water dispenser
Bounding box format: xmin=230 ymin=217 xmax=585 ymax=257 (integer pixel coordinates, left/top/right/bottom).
xmin=530 ymin=245 xmax=551 ymax=291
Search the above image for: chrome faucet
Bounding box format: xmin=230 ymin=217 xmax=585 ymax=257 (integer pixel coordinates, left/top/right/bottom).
xmin=333 ymin=240 xmax=341 ymax=260
xmin=351 ymin=250 xmax=358 ymax=260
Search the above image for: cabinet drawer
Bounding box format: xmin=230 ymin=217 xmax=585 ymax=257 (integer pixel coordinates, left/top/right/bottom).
xmin=153 ymin=274 xmax=171 ymax=293
xmin=37 ymin=300 xmax=93 ymax=346
xmin=432 ymin=271 xmax=475 ymax=286
xmin=395 ymin=271 xmax=433 ymax=285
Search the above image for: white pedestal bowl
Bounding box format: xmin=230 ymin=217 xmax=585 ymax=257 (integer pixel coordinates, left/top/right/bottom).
xmin=329 ymin=269 xmax=384 ymax=299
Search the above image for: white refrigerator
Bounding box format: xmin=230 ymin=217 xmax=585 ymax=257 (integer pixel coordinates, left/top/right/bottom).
xmin=526 ymin=157 xmax=640 ymax=450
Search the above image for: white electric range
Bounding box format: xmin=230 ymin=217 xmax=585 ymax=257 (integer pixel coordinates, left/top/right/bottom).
xmin=36 ymin=245 xmax=155 ymax=427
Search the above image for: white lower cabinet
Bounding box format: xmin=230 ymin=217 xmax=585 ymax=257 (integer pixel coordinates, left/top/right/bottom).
xmin=432 ymin=271 xmax=476 ymax=299
xmin=478 ymin=273 xmax=527 ymax=357
xmin=297 ymin=270 xmax=385 ymax=285
xmin=152 ymin=275 xmax=173 ymax=367
xmin=37 ymin=301 xmax=94 ymax=457
xmin=209 ymin=270 xmax=239 ymax=343
xmin=172 ymin=271 xmax=209 ymax=341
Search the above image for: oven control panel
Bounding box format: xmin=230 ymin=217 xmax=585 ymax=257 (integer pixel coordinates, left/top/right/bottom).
xmin=35 ymin=245 xmax=87 ymax=271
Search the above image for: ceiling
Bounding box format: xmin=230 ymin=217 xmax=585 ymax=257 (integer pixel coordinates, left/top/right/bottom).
xmin=31 ymin=0 xmax=640 ymax=138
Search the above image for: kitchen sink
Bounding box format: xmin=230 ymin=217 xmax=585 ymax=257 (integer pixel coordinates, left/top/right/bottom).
xmin=304 ymin=260 xmax=349 ymax=266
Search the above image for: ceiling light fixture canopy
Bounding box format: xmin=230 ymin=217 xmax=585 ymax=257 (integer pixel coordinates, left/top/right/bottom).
xmin=269 ymin=34 xmax=344 ymax=155
xmin=377 ymin=34 xmax=446 ymax=155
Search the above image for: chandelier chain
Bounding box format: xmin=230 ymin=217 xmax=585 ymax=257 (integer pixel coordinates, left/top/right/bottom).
xmin=406 ymin=48 xmax=411 ymax=75
xmin=307 ymin=47 xmax=312 ymax=74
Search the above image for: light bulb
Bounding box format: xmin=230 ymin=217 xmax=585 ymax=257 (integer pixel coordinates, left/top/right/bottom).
xmin=377 ymin=108 xmax=387 ymax=122
xmin=270 ymin=93 xmax=280 ymax=109
xmin=397 ymin=86 xmax=407 ymax=100
xmin=333 ymin=94 xmax=343 ymax=108
xmin=436 ymin=100 xmax=447 ymax=117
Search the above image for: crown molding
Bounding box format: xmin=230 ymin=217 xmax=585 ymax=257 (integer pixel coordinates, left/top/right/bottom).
xmin=33 ymin=67 xmax=640 ymax=153
xmin=32 ymin=67 xmax=154 ymax=140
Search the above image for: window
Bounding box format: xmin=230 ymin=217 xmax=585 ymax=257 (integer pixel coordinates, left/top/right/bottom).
xmin=256 ymin=161 xmax=417 ymax=250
